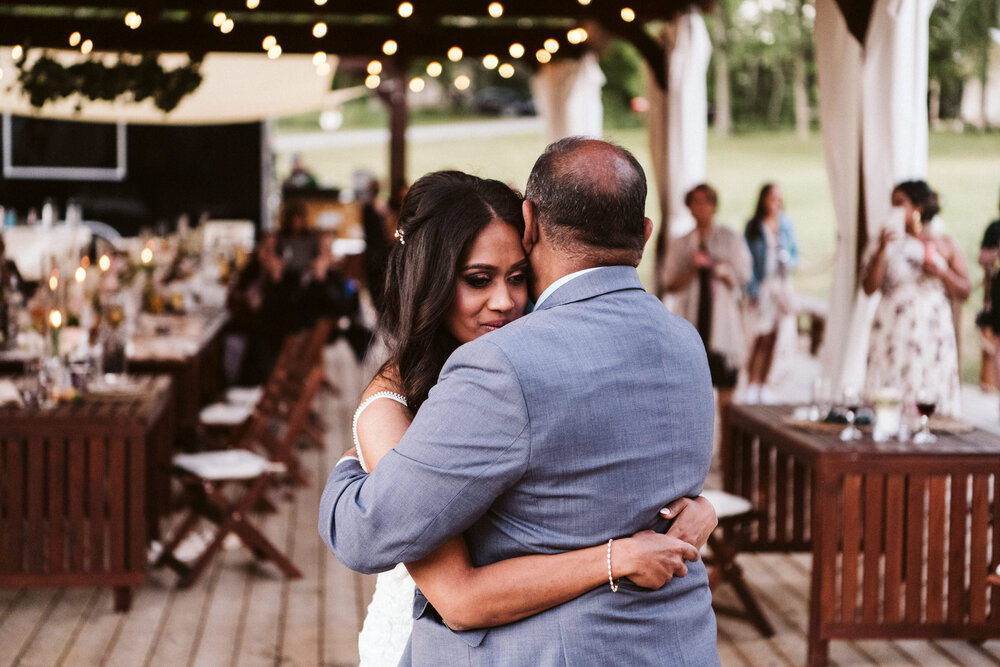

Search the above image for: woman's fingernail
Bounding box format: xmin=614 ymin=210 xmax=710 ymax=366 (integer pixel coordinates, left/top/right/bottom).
xmin=659 ymin=507 xmax=672 ymax=517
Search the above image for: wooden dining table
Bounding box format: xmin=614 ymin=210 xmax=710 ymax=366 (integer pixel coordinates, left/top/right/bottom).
xmin=0 ymin=375 xmax=174 ymax=612
xmin=721 ymin=403 xmax=1000 ymax=666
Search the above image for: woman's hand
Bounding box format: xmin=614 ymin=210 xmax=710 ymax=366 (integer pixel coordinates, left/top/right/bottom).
xmin=877 ymin=227 xmax=896 ymax=251
xmin=614 ymin=531 xmax=699 ymax=589
xmin=661 ymin=495 xmax=718 ymax=549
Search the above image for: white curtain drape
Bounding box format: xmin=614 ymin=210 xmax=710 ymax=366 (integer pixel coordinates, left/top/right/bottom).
xmin=530 ymin=52 xmax=606 ymax=144
xmin=646 ymin=13 xmax=712 ymax=242
xmin=815 ymin=0 xmax=935 ymax=393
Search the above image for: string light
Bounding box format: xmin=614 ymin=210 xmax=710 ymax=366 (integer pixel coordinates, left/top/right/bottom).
xmin=544 ymin=38 xmax=559 ymax=53
xmin=221 ymin=18 xmax=235 ymax=33
xmin=567 ymin=28 xmax=588 ymax=44
xmin=365 ymin=74 xmax=381 ymax=89
xmin=409 ymin=77 xmax=425 ymax=92
xmin=213 ymin=12 xmax=226 ymax=27
xmin=498 ymin=63 xmax=515 ymax=78
xmin=262 ymin=35 xmax=277 ymax=50
xmin=536 ymin=49 xmax=551 ymax=63
xmin=426 ymin=61 xmax=442 ymax=77
xmin=382 ymin=40 xmax=398 ymax=55
xmin=398 ymin=2 xmax=414 ymax=17
xmin=313 ymin=22 xmax=327 ymax=38
xmin=367 ymin=60 xmax=382 ymax=75
xmin=81 ymin=39 xmax=93 ymax=54
xmin=488 ymin=2 xmax=504 ymax=18
xmin=313 ymin=52 xmax=327 ymax=66
xmin=11 ymin=46 xmax=23 ymax=60
xmin=267 ymin=45 xmax=282 ymax=59
xmin=314 ymin=0 xmax=327 ymax=5
xmin=447 ymin=46 xmax=463 ymax=62
xmin=578 ymin=0 xmax=591 ymax=4
xmin=509 ymin=43 xmax=524 ymax=58
xmin=621 ymin=7 xmax=636 ymax=22
xmin=246 ymin=0 xmax=260 ymax=7
xmin=482 ymin=54 xmax=499 ymax=69
xmin=69 ymin=31 xmax=81 ymax=47
xmin=124 ymin=12 xmax=142 ymax=29
xmin=316 ymin=62 xmax=331 ymax=76
xmin=454 ymin=74 xmax=471 ymax=90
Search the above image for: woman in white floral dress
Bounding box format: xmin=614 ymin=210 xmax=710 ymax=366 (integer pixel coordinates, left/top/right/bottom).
xmin=861 ymin=180 xmax=970 ymax=416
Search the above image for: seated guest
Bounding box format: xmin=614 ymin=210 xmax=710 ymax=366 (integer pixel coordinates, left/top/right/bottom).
xmin=276 ymin=200 xmax=318 ymax=281
xmin=978 ymin=188 xmax=1000 ymax=391
xmin=660 ymin=183 xmax=752 ymax=415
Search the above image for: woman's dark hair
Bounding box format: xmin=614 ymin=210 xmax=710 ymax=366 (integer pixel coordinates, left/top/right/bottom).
xmin=745 ymin=183 xmax=775 ymax=242
xmin=893 ymin=180 xmax=940 ymax=222
xmin=684 ymin=183 xmax=718 ymax=208
xmin=377 ymin=170 xmax=524 ymax=412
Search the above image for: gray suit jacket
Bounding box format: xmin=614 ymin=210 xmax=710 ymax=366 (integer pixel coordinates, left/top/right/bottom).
xmin=319 ymin=265 xmax=719 ymax=666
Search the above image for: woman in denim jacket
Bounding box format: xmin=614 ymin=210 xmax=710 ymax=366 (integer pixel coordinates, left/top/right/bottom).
xmin=744 ymin=183 xmax=799 ymax=403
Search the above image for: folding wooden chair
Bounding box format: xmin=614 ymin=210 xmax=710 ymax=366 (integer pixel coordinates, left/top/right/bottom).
xmin=701 ymin=489 xmax=775 ymax=637
xmin=155 ymin=449 xmax=302 ymax=588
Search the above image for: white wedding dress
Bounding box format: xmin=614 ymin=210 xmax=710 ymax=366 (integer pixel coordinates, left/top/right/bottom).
xmin=353 ymin=392 xmax=417 ymax=667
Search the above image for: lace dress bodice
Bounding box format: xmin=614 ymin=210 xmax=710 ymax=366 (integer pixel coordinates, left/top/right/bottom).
xmin=353 ymin=392 xmax=417 ymax=666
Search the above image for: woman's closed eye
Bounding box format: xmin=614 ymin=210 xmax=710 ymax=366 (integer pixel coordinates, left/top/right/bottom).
xmin=462 ymin=272 xmax=494 ymax=289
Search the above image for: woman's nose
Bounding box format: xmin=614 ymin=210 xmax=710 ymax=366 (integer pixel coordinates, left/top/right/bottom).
xmin=488 ymin=283 xmax=515 ymax=312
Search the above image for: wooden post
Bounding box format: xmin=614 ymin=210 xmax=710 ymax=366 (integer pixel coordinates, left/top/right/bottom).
xmin=377 ymin=61 xmax=409 ymax=201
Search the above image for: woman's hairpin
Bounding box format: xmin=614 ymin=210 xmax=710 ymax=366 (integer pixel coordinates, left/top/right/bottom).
xmin=394 ymin=228 xmax=405 ymax=245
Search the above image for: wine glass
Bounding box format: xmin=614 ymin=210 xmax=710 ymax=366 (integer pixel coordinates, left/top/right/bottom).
xmin=839 ymin=386 xmax=863 ymax=441
xmin=913 ymin=389 xmax=938 ymax=444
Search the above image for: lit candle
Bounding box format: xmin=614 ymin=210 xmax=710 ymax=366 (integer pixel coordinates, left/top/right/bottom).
xmin=75 ymin=266 xmax=86 ymax=283
xmin=49 ymin=309 xmax=63 ymax=357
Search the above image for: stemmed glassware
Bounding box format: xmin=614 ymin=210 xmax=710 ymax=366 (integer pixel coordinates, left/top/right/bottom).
xmin=912 ymin=389 xmax=938 ymax=444
xmin=839 ymin=385 xmax=863 ymax=441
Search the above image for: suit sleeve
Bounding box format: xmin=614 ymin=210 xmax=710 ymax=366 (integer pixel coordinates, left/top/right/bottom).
xmin=318 ymin=339 xmax=530 ymax=573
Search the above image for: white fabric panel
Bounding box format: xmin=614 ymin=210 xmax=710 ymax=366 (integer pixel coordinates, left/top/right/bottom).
xmin=645 ymin=13 xmax=711 ymax=242
xmin=0 ymin=52 xmax=338 ymax=125
xmin=530 ymin=52 xmax=605 ymax=144
xmin=815 ymin=0 xmax=933 ymax=394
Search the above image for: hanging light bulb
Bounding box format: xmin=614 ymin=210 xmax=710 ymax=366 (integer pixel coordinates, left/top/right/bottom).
xmin=246 ymin=0 xmax=260 ymax=8
xmin=509 ymin=43 xmax=524 ymax=58
xmin=578 ymin=0 xmax=591 ymax=4
xmin=268 ymin=44 xmax=282 ymax=59
xmin=620 ymin=7 xmax=636 ymax=22
xmin=221 ymin=18 xmax=235 ymax=33
xmin=536 ymin=49 xmax=551 ymax=64
xmin=367 ymin=60 xmax=383 ymax=75
xmin=398 ymin=2 xmax=414 ymax=17
xmin=262 ymin=35 xmax=277 ymax=50
xmin=313 ymin=52 xmax=327 ymax=66
xmin=383 ymin=40 xmax=398 ymax=56
xmin=447 ymin=46 xmax=463 ymax=62
xmin=365 ymin=74 xmax=381 ymax=89
xmin=498 ymin=63 xmax=515 ymax=78
xmin=544 ymin=38 xmax=559 ymax=53
xmin=482 ymin=54 xmax=499 ymax=69
xmin=426 ymin=61 xmax=442 ymax=77
xmin=409 ymin=77 xmax=425 ymax=92
xmin=314 ymin=0 xmax=328 ymax=5
xmin=313 ymin=22 xmax=327 ymax=38
xmin=80 ymin=39 xmax=94 ymax=54
xmin=11 ymin=45 xmax=23 ymax=61
xmin=488 ymin=2 xmax=504 ymax=18
xmin=316 ymin=62 xmax=332 ymax=76
xmin=454 ymin=74 xmax=471 ymax=90
xmin=69 ymin=31 xmax=81 ymax=47
xmin=213 ymin=12 xmax=226 ymax=27
xmin=124 ymin=12 xmax=142 ymax=29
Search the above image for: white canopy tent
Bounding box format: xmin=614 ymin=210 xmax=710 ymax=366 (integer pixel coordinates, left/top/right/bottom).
xmin=815 ymin=0 xmax=936 ymax=394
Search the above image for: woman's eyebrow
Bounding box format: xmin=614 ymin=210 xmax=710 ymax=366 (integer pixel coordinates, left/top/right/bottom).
xmin=461 ymin=263 xmax=498 ymax=271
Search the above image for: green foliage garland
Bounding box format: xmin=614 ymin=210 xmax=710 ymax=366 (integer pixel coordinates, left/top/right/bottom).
xmin=15 ymin=52 xmax=203 ymax=113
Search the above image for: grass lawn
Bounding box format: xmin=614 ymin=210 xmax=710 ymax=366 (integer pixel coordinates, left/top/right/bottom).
xmin=278 ymin=121 xmax=1000 ymax=382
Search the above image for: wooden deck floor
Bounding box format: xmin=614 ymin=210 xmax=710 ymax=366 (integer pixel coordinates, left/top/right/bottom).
xmin=2 ymin=343 xmax=1000 ymax=666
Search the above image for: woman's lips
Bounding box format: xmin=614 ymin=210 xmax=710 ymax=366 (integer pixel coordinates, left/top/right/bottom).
xmin=481 ymin=319 xmax=512 ymax=331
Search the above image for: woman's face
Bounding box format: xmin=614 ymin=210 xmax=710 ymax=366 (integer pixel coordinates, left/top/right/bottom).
xmin=687 ymin=190 xmax=715 ymax=229
xmin=765 ymin=186 xmax=783 ymax=216
xmin=891 ymin=189 xmax=920 ymax=233
xmin=447 ymin=219 xmax=528 ymax=344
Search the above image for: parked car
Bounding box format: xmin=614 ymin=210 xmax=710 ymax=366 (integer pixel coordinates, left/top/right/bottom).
xmin=472 ymin=87 xmax=536 ymax=116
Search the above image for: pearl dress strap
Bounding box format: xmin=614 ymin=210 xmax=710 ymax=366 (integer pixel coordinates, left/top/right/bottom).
xmin=352 ymin=391 xmax=408 ymax=473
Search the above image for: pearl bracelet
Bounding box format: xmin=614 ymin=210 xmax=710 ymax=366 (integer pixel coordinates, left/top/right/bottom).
xmin=607 ymin=538 xmax=619 ymax=592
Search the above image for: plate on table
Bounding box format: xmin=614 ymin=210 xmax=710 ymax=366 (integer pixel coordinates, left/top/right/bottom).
xmin=86 ymin=375 xmax=146 ymax=399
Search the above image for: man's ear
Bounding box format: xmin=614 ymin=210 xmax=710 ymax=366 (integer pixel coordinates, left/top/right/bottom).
xmin=642 ymin=217 xmax=654 ymax=247
xmin=522 ymin=200 xmax=539 ymax=254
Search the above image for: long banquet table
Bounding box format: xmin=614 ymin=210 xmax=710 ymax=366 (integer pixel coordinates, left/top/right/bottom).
xmin=0 ymin=375 xmax=174 ymax=612
xmin=721 ymin=404 xmax=1000 ymax=666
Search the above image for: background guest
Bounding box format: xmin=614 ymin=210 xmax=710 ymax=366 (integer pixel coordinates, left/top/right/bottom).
xmin=744 ymin=183 xmax=799 ymax=404
xmin=355 ymin=173 xmax=392 ymax=315
xmin=661 ymin=184 xmax=752 ymax=416
xmin=282 ymin=153 xmax=319 ymax=192
xmin=861 ymin=180 xmax=969 ymax=416
xmin=977 ymin=187 xmax=1000 ymax=392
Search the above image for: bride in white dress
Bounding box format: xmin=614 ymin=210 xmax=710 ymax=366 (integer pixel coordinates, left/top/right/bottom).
xmin=343 ymin=171 xmax=718 ymax=666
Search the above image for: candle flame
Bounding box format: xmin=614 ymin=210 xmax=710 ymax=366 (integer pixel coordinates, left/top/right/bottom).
xmin=49 ymin=309 xmax=63 ymax=329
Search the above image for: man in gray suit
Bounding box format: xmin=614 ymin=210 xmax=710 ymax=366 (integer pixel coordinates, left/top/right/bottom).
xmin=320 ymin=138 xmax=719 ymax=665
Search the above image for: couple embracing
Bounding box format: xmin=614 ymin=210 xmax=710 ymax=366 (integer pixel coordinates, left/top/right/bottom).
xmin=319 ymin=137 xmax=721 ymax=666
